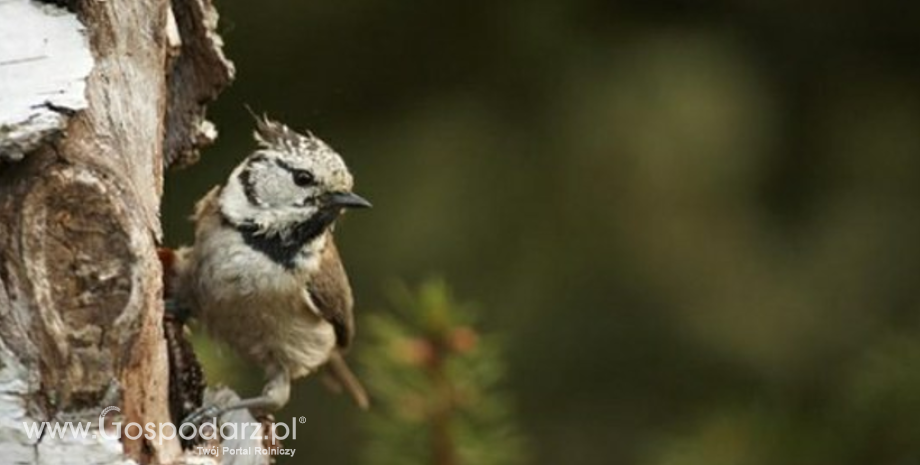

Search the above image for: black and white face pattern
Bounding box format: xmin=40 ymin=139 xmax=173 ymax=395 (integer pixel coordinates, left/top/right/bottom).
xmin=219 ymin=117 xmax=356 ymax=242
xmin=239 ymin=150 xmax=348 ymax=211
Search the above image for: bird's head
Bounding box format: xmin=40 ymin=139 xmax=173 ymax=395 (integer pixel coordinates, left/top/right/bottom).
xmin=219 ymin=114 xmax=371 ymax=241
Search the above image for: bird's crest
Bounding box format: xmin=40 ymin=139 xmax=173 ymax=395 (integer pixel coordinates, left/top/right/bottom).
xmin=245 ymin=106 xmax=320 ymax=154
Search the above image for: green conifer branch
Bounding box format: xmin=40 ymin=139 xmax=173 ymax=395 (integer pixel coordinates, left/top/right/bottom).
xmin=359 ymin=279 xmax=524 ymax=465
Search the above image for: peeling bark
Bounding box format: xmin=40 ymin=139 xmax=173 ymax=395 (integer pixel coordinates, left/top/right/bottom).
xmin=0 ymin=0 xmax=256 ymax=463
xmin=164 ymin=0 xmax=236 ymax=169
xmin=0 ymin=1 xmax=93 ymax=162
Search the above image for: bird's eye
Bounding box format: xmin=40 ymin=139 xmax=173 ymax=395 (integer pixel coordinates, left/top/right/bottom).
xmin=292 ymin=170 xmax=315 ymax=187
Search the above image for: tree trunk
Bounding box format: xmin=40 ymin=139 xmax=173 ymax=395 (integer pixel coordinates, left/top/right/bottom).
xmin=0 ymin=0 xmax=246 ymax=463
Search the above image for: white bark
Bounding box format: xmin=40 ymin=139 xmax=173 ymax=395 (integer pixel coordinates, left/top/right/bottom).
xmin=0 ymin=1 xmax=93 ymax=162
xmin=0 ymin=0 xmax=255 ymax=463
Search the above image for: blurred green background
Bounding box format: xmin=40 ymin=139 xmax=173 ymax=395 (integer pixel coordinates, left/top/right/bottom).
xmin=162 ymin=1 xmax=920 ymax=464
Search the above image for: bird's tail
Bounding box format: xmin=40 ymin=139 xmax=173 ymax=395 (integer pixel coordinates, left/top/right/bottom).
xmin=322 ymin=351 xmax=370 ymax=410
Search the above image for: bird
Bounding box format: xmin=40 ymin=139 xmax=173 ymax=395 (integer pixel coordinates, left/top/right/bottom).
xmin=168 ymin=113 xmax=371 ymax=425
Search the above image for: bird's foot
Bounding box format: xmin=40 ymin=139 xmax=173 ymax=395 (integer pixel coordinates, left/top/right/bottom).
xmin=180 ymin=403 xmax=224 ymax=437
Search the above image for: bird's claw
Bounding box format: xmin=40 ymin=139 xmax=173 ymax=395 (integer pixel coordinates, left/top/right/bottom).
xmin=181 ymin=404 xmax=222 ymax=432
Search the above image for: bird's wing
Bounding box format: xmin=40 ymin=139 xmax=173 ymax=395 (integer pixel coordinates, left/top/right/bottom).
xmin=304 ymin=236 xmax=370 ymax=408
xmin=305 ymin=235 xmax=355 ymax=349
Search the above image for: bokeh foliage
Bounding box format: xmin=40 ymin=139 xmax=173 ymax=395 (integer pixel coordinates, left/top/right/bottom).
xmin=359 ymin=280 xmax=523 ymax=465
xmin=162 ymin=0 xmax=920 ymax=464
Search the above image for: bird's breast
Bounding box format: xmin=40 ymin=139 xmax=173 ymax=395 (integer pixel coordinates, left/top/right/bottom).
xmin=190 ymin=224 xmax=336 ymax=377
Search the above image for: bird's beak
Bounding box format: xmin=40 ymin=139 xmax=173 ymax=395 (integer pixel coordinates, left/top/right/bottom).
xmin=324 ymin=191 xmax=372 ymax=210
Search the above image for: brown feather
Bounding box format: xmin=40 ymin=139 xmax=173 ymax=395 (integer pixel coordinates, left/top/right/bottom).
xmin=306 ymin=235 xmax=370 ymax=408
xmin=322 ymin=351 xmax=370 ymax=409
xmin=306 ymin=236 xmax=355 ymax=348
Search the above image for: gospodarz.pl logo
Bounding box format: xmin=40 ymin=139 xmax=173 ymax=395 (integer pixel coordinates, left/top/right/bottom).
xmin=21 ymin=406 xmax=300 ymax=458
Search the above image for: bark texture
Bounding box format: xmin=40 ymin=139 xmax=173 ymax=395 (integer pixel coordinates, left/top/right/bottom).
xmin=0 ymin=0 xmax=244 ymax=463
